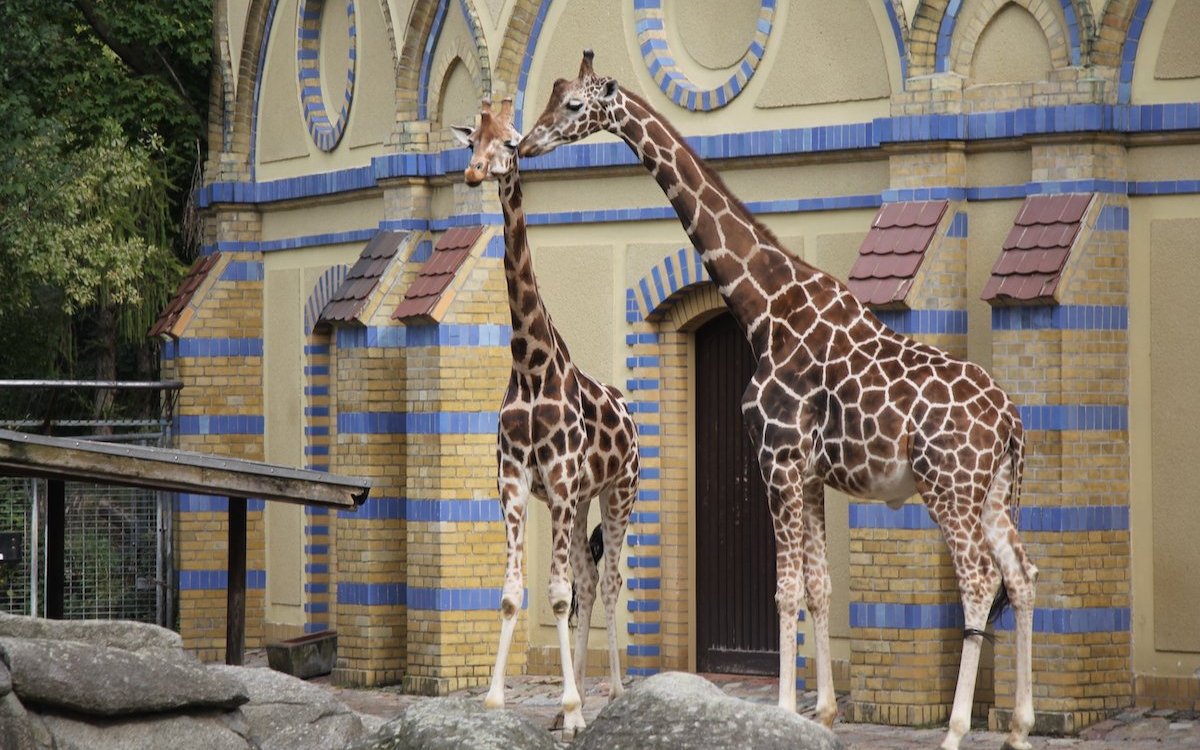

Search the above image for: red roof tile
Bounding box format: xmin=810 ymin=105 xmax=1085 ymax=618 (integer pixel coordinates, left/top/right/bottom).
xmin=847 ymin=200 xmax=948 ymax=307
xmin=148 ymin=253 xmax=221 ymax=338
xmin=319 ymin=231 xmax=407 ymax=324
xmin=982 ymin=193 xmax=1093 ymax=304
xmin=393 ymin=226 xmax=485 ymax=322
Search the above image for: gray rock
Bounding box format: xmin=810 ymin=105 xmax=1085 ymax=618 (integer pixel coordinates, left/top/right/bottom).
xmin=39 ymin=710 xmax=253 ymax=750
xmin=210 ymin=665 xmax=369 ymax=750
xmin=573 ymin=672 xmax=842 ymax=750
xmin=350 ymin=698 xmax=561 ymax=750
xmin=0 ymin=657 xmax=11 ymax=696
xmin=1 ymin=637 xmax=248 ymax=717
xmin=0 ymin=613 xmax=185 ymax=656
xmin=0 ymin=692 xmax=54 ymax=750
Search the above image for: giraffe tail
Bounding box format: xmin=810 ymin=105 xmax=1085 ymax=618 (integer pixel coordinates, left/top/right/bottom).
xmin=987 ymin=418 xmax=1034 ymax=625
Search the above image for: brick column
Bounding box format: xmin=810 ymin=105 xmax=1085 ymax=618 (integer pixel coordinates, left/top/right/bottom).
xmin=988 ymin=141 xmax=1132 ymax=733
xmin=167 ymin=240 xmax=268 ymax=662
xmin=847 ymin=146 xmax=975 ymax=726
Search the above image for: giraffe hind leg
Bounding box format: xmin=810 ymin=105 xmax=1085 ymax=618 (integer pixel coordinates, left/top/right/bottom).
xmin=568 ymin=499 xmax=597 ymax=705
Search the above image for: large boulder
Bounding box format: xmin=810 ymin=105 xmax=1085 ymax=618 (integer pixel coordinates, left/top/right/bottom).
xmin=38 ymin=710 xmax=254 ymax=750
xmin=0 ymin=637 xmax=248 ymax=716
xmin=1 ymin=691 xmax=54 ymax=750
xmin=573 ymin=672 xmax=842 ymax=750
xmin=350 ymin=698 xmax=561 ymax=750
xmin=210 ymin=665 xmax=370 ymax=750
xmin=0 ymin=612 xmax=185 ymax=655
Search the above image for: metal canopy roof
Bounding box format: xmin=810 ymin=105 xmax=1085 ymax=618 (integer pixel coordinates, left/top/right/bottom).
xmin=0 ymin=429 xmax=369 ymax=509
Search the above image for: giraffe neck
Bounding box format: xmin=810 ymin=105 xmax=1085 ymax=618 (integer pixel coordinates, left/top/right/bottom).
xmin=612 ymin=91 xmax=827 ymax=342
xmin=498 ymin=169 xmax=567 ymax=373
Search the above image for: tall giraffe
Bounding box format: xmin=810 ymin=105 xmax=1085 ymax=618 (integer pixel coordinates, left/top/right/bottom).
xmin=520 ymin=53 xmax=1038 ymax=750
xmin=452 ymin=98 xmax=639 ymax=733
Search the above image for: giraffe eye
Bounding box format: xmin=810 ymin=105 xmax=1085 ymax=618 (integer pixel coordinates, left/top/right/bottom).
xmin=565 ymin=99 xmax=584 ymax=112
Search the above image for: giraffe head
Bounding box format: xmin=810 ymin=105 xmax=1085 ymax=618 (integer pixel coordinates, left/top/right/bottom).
xmin=452 ymin=98 xmax=521 ymax=186
xmin=518 ymin=50 xmax=619 ymax=157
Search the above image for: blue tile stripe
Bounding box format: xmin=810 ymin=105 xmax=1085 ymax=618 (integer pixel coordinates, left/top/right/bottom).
xmin=991 ymin=305 xmax=1128 ymax=331
xmin=225 ymin=102 xmax=1200 ymax=207
xmin=178 ymin=494 xmax=266 ymax=513
xmin=176 ymin=415 xmax=265 ymax=435
xmin=180 ymin=569 xmax=266 ymax=590
xmin=405 ymin=498 xmax=503 ymax=523
xmin=995 ymin=607 xmax=1131 ymax=633
xmin=337 ymin=411 xmax=498 ymax=435
xmin=1018 ymin=405 xmax=1127 ymax=431
xmin=416 ymin=0 xmax=451 ymax=121
xmin=851 ymin=603 xmax=1131 ymax=633
xmin=164 ymin=337 xmax=264 ymax=359
xmin=873 ymin=309 xmax=967 ymax=335
xmin=335 ymin=324 xmax=511 ymax=349
xmin=340 ymin=496 xmax=405 ymax=520
xmin=849 ymin=503 xmax=1130 ymax=532
xmin=220 ymin=260 xmax=265 ymax=281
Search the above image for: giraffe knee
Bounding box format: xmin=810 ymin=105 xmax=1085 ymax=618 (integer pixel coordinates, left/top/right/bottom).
xmin=548 ymin=581 xmax=572 ymax=616
xmin=775 ymin=578 xmax=804 ymax=616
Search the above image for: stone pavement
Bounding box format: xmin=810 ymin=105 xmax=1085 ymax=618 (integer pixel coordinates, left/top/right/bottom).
xmin=251 ymin=651 xmax=1200 ymax=749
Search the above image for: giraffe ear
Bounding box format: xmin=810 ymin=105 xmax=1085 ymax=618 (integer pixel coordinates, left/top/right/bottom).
xmin=450 ymin=125 xmax=473 ymax=147
xmin=600 ymin=78 xmax=618 ymax=101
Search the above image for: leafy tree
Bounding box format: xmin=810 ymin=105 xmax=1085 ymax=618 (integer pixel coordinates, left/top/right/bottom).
xmin=0 ymin=0 xmax=210 ymax=420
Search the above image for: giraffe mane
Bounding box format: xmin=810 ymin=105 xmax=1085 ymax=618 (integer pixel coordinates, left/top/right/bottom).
xmin=620 ymin=88 xmax=820 ymax=275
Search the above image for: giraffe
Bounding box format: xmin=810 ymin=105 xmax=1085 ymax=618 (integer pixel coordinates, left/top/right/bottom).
xmin=519 ymin=52 xmax=1039 ymax=750
xmin=452 ymin=98 xmax=640 ymax=733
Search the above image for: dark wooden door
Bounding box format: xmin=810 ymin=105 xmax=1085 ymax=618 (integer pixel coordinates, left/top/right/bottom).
xmin=695 ymin=312 xmax=779 ymax=675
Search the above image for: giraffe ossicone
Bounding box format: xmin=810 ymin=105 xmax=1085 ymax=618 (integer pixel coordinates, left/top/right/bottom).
xmin=521 ymin=52 xmax=1039 ymax=750
xmin=454 ymin=96 xmax=640 ymax=733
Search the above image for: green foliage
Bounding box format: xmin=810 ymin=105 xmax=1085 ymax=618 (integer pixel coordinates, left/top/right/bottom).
xmin=0 ymin=0 xmax=209 ymax=391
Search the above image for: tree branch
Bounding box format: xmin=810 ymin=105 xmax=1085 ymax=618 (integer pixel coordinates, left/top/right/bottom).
xmin=71 ymin=0 xmax=201 ymax=119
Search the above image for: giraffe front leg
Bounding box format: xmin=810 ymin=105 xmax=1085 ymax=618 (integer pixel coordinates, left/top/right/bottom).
xmin=766 ymin=480 xmax=806 ymax=714
xmin=485 ymin=472 xmax=530 ymax=710
xmin=546 ymin=472 xmax=585 ymax=734
xmin=800 ymin=481 xmax=837 ymax=728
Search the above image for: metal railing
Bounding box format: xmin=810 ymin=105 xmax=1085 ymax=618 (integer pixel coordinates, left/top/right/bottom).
xmin=0 ymin=380 xmax=180 ymax=627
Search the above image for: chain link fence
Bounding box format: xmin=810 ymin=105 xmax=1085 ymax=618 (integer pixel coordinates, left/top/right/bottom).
xmin=0 ymin=380 xmax=178 ymax=626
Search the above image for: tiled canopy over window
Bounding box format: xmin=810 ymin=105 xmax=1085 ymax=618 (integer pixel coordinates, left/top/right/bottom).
xmin=149 ymin=253 xmax=222 ymax=338
xmin=393 ymin=226 xmax=484 ymax=322
xmin=847 ymin=200 xmax=948 ymax=307
xmin=982 ymin=194 xmax=1093 ymax=304
xmin=319 ymin=230 xmax=408 ymax=324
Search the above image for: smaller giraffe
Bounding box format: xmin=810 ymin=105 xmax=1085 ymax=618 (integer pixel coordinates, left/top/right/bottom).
xmin=453 ymin=98 xmax=640 ymax=732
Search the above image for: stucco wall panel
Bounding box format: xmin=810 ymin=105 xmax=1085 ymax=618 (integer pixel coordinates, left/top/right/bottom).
xmin=257 ymin=0 xmax=310 ymax=165
xmin=1155 ymin=0 xmax=1200 ymax=80
xmin=1132 ymin=0 xmax=1200 ymax=103
xmin=971 ymin=4 xmax=1054 ymax=84
xmin=756 ymin=0 xmax=891 ymax=108
xmin=531 ymin=243 xmax=618 ymax=388
xmin=1148 ymin=216 xmax=1200 ymax=654
xmin=347 ymin=0 xmax=399 ymax=150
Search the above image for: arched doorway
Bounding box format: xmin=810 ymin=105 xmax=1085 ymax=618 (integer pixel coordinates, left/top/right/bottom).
xmin=694 ymin=312 xmax=779 ymax=674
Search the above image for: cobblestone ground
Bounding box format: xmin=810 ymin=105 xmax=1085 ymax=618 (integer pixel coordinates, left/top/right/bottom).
xmin=267 ymin=652 xmax=1200 ymax=749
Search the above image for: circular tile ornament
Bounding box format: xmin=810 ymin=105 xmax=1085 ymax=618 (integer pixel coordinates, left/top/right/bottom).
xmin=635 ymin=0 xmax=775 ymax=112
xmin=297 ymin=0 xmax=357 ymax=151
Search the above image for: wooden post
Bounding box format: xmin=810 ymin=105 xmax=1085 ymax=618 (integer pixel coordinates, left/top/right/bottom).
xmin=226 ymin=496 xmax=247 ymax=666
xmin=46 ymin=479 xmax=65 ymax=619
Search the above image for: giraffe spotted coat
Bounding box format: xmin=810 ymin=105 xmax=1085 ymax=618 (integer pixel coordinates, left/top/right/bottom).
xmin=520 ymin=52 xmax=1038 ymax=750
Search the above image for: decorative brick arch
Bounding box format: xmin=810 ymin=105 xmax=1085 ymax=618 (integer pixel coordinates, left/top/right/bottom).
xmin=427 ymin=38 xmax=486 ymax=138
xmin=629 ymin=247 xmax=712 ymax=324
xmin=1091 ymin=0 xmax=1141 ymax=70
xmin=946 ymin=0 xmax=1073 ymax=76
xmin=304 ymin=265 xmax=350 ymax=334
xmin=403 ymin=0 xmax=492 ymax=122
xmin=492 ymin=0 xmax=551 ymax=128
xmin=908 ymin=0 xmax=1081 ymax=76
xmin=301 ymin=265 xmax=347 ymax=633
